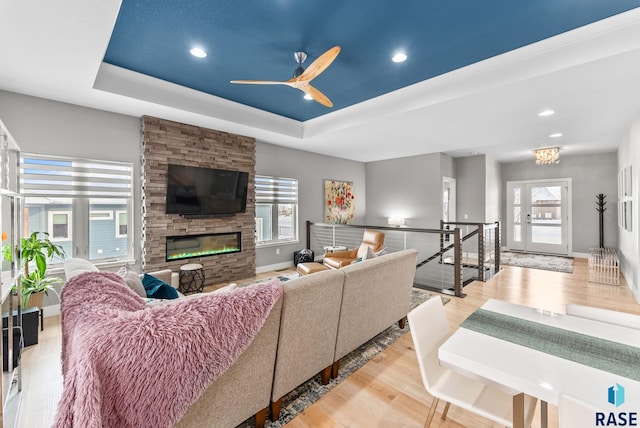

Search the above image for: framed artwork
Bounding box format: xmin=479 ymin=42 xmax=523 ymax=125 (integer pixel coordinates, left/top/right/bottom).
xmin=324 ymin=179 xmax=355 ymax=224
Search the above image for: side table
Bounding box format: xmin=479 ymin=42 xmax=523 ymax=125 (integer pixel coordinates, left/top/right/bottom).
xmin=179 ymin=263 xmax=206 ymax=294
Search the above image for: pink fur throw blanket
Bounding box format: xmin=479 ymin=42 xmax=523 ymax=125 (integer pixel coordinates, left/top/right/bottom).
xmin=54 ymin=272 xmax=282 ymax=428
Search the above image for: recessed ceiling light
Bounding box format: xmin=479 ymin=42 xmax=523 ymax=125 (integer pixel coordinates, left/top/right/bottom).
xmin=303 ymin=94 xmax=313 ymax=101
xmin=538 ymin=109 xmax=555 ymax=117
xmin=549 ymin=133 xmax=563 ymax=138
xmin=190 ymin=47 xmax=207 ymax=58
xmin=392 ymin=52 xmax=407 ymax=63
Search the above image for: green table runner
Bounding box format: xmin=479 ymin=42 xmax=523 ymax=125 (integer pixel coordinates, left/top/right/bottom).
xmin=461 ymin=309 xmax=640 ymax=381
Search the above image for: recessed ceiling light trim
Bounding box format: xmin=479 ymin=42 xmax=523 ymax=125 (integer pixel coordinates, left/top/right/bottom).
xmin=392 ymin=52 xmax=407 ymax=63
xmin=190 ymin=47 xmax=207 ymax=58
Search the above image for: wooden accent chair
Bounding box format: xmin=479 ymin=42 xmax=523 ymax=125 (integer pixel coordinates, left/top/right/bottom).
xmin=322 ymin=229 xmax=385 ymax=269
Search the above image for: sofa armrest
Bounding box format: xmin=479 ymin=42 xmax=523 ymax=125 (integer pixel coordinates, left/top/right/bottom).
xmin=171 ymin=272 xmax=179 ymax=288
xmin=140 ymin=269 xmax=179 ymax=289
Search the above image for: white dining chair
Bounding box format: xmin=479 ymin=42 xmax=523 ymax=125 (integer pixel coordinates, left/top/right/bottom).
xmin=407 ymin=297 xmax=538 ymax=428
xmin=558 ymin=393 xmax=603 ymax=428
xmin=566 ymin=303 xmax=640 ymax=330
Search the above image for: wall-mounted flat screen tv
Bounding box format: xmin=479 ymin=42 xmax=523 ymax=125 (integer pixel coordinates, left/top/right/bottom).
xmin=165 ymin=164 xmax=249 ymax=216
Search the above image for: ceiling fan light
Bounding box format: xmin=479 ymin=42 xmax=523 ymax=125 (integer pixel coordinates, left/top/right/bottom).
xmin=189 ymin=47 xmax=207 ymax=58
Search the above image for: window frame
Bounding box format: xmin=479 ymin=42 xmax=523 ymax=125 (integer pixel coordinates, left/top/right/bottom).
xmin=90 ymin=210 xmax=114 ymax=221
xmin=47 ymin=210 xmax=72 ymax=242
xmin=115 ymin=210 xmax=128 ymax=238
xmin=21 ymin=153 xmax=134 ymax=265
xmin=254 ymin=175 xmax=299 ymax=247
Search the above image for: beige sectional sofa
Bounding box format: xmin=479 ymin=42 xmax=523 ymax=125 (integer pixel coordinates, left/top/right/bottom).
xmin=185 ymin=248 xmax=418 ymax=426
xmin=60 ymin=249 xmax=418 ymax=428
xmin=176 ymin=298 xmax=283 ymax=428
xmin=332 ymin=248 xmax=419 ymax=375
xmin=266 ymin=248 xmax=418 ymax=421
xmin=269 ymin=268 xmax=346 ymax=419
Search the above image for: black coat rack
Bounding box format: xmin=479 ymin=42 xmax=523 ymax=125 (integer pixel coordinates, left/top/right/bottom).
xmin=595 ymin=194 xmax=606 ymax=248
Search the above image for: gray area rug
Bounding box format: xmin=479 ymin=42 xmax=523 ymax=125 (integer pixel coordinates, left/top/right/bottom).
xmin=500 ymin=251 xmax=574 ymax=273
xmin=238 ymin=287 xmax=445 ymax=427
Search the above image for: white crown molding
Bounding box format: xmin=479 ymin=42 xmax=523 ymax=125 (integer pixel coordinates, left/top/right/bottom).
xmin=94 ymin=63 xmax=304 ymax=139
xmin=302 ymin=8 xmax=640 ymax=139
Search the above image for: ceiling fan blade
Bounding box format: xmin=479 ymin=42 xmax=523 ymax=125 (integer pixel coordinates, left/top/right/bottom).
xmin=230 ymin=79 xmax=289 ymax=85
xmin=298 ymin=46 xmax=341 ymax=82
xmin=301 ymin=84 xmax=333 ymax=107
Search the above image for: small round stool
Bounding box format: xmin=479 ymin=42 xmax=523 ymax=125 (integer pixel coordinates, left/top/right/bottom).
xmin=179 ymin=263 xmax=205 ymax=294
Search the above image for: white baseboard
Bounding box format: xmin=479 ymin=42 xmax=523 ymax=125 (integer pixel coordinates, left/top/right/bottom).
xmin=571 ymin=252 xmax=589 ymax=259
xmin=256 ymin=261 xmax=295 ymax=274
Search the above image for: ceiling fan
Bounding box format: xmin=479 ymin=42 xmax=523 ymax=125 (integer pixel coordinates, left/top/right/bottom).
xmin=230 ymin=46 xmax=341 ymax=107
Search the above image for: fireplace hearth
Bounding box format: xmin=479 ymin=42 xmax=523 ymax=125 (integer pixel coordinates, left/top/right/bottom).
xmin=166 ymin=232 xmax=241 ymax=262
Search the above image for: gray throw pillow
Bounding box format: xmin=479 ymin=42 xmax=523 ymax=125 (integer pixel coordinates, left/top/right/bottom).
xmin=117 ymin=266 xmax=147 ymax=298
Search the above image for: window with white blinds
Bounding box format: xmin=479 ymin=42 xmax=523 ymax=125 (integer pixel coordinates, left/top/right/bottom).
xmin=21 ymin=154 xmax=132 ymax=199
xmin=255 ymin=175 xmax=298 ymax=245
xmin=21 ymin=153 xmax=134 ymax=263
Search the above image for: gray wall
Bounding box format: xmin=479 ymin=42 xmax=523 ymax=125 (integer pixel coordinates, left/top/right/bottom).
xmin=485 ymin=156 xmax=502 ymax=222
xmin=0 ymin=91 xmax=142 ymax=306
xmin=501 ymin=152 xmax=618 ymax=254
xmin=455 ymin=156 xmax=487 ymax=222
xmin=364 ymin=153 xmax=448 ymax=229
xmin=454 ymin=154 xmax=502 ymax=223
xmin=255 ymin=142 xmax=366 ymax=267
xmin=0 ymin=90 xmax=142 ymax=263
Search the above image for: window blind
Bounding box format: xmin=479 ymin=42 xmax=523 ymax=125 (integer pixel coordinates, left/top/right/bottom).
xmin=21 ymin=153 xmax=133 ymax=199
xmin=255 ymin=175 xmax=297 ymax=204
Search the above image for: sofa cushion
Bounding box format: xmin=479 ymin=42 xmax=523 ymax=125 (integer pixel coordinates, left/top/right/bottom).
xmin=142 ymin=273 xmax=179 ymax=299
xmin=117 ymin=266 xmax=147 ymax=298
xmin=64 ymin=258 xmax=99 ymax=280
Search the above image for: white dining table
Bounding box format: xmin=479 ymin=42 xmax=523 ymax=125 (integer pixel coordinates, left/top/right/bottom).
xmin=438 ymin=299 xmax=640 ymax=428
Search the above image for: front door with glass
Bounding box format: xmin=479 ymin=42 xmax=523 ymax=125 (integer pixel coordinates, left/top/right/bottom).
xmin=506 ymin=180 xmax=570 ymax=255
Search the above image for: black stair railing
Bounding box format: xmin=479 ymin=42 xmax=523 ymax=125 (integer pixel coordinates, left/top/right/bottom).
xmin=305 ymin=221 xmax=467 ymax=297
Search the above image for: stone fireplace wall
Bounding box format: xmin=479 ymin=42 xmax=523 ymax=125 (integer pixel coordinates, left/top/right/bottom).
xmin=141 ymin=116 xmax=256 ymax=284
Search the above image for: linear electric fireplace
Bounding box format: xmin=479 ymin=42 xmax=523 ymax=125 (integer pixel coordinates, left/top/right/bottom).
xmin=166 ymin=232 xmax=241 ymax=262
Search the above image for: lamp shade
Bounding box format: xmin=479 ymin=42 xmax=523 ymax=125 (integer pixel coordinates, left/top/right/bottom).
xmin=388 ymin=217 xmax=405 ymax=227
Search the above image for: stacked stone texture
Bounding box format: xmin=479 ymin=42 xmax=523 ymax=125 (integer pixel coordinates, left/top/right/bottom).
xmin=141 ymin=116 xmax=256 ymax=285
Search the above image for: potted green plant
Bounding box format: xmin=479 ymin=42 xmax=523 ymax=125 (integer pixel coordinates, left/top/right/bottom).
xmin=2 ymin=231 xmax=66 ymax=308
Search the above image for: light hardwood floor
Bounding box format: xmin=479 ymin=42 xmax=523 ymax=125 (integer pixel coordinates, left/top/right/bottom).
xmin=16 ymin=258 xmax=640 ymax=427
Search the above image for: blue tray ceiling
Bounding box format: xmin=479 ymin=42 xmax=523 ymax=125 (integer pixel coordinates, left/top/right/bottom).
xmin=104 ymin=1 xmax=640 ymax=121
